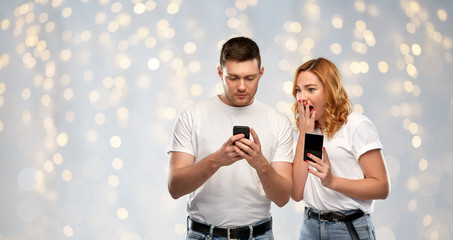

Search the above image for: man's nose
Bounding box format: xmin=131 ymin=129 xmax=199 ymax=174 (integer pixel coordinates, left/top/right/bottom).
xmin=238 ymin=79 xmax=246 ymax=90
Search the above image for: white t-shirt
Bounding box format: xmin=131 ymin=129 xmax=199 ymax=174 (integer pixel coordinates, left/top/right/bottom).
xmin=303 ymin=111 xmax=383 ymax=214
xmin=168 ymin=96 xmax=293 ymax=227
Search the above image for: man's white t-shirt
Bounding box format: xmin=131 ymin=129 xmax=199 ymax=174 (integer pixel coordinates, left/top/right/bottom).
xmin=168 ymin=96 xmax=293 ymax=227
xmin=304 ymin=111 xmax=383 ymax=214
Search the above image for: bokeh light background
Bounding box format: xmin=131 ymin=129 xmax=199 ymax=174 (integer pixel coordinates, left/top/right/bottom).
xmin=1 ymin=0 xmax=453 ymax=239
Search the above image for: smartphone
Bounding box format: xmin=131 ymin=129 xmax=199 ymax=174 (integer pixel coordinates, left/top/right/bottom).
xmin=233 ymin=126 xmax=250 ymax=145
xmin=304 ymin=132 xmax=324 ymax=162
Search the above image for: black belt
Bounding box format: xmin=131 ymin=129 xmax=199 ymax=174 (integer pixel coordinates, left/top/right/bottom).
xmin=307 ymin=208 xmax=364 ymax=240
xmin=188 ymin=217 xmax=272 ymax=239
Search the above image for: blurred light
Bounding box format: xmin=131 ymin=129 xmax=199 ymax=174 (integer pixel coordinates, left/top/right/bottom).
xmin=63 ymin=225 xmax=74 ymax=237
xmin=404 ymin=80 xmax=414 ymax=93
xmin=89 ymin=90 xmax=100 ymax=103
xmin=164 ymin=107 xmax=177 ymax=120
xmin=175 ymin=223 xmax=186 ymax=235
xmin=303 ymin=38 xmax=315 ymax=50
xmin=1 ymin=19 xmax=10 ymax=30
xmin=111 ymin=2 xmax=122 ymax=13
xmin=159 ymin=49 xmax=173 ymax=62
xmin=117 ymin=107 xmax=128 ymax=120
xmin=330 ymin=43 xmax=342 ymax=55
xmin=112 ymin=158 xmax=123 ymax=170
xmin=331 ymin=15 xmax=343 ymax=29
xmin=117 ymin=208 xmax=128 ymax=220
xmin=437 ymin=9 xmax=447 ymax=21
xmin=352 ymin=85 xmax=363 ymax=97
xmin=188 ymin=61 xmax=201 ymax=73
xmin=184 ymin=42 xmax=196 ymax=54
xmin=53 ymin=153 xmax=63 ymax=165
xmin=352 ymin=104 xmax=364 ymax=114
xmin=191 ymin=84 xmax=203 ymax=96
xmin=95 ymin=12 xmax=107 ymax=24
xmin=378 ymin=61 xmax=388 ymax=73
xmin=145 ymin=37 xmax=157 ymax=48
xmin=227 ymin=17 xmax=240 ymax=29
xmin=411 ymin=43 xmax=421 ymax=55
xmin=419 ymin=158 xmax=428 ymax=171
xmin=279 ymin=59 xmax=290 ymax=71
xmin=86 ymin=129 xmax=98 ymax=142
xmin=407 ymin=176 xmax=419 ymax=192
xmin=354 ymin=1 xmax=366 ymax=12
xmin=167 ymin=3 xmax=179 ymax=14
xmin=400 ymin=43 xmax=410 ymax=55
xmin=57 ymin=132 xmax=69 ymax=147
xmin=408 ymin=199 xmax=417 ymax=211
xmin=108 ymin=175 xmax=120 ymax=187
xmin=285 ymin=39 xmax=298 ymax=51
xmin=305 ymin=2 xmax=320 ymax=16
xmin=62 ymin=7 xmax=72 ymax=18
xmin=412 ymin=135 xmax=422 ymax=148
xmin=134 ymin=3 xmax=146 ymax=14
xmin=62 ymin=169 xmax=72 ymax=182
xmin=110 ymin=135 xmax=122 ymax=148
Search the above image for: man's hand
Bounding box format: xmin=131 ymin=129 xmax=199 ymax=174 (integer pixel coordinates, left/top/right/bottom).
xmin=233 ymin=127 xmax=268 ymax=171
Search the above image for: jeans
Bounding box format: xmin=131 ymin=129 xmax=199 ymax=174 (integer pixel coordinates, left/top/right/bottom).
xmin=299 ymin=208 xmax=376 ymax=240
xmin=186 ymin=217 xmax=274 ymax=240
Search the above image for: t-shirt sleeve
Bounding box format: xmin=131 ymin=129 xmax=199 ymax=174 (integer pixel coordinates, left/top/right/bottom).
xmin=352 ymin=118 xmax=383 ymax=160
xmin=167 ymin=109 xmax=195 ymax=156
xmin=272 ymin=114 xmax=294 ymax=163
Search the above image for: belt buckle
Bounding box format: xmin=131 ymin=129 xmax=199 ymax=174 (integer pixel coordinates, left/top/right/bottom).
xmin=227 ymin=228 xmax=238 ymax=240
xmin=318 ymin=211 xmax=329 ymax=222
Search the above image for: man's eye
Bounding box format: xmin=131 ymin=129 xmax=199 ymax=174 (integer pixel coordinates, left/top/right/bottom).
xmin=228 ymin=77 xmax=238 ymax=80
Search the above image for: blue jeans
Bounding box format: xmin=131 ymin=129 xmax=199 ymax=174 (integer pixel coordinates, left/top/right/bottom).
xmin=299 ymin=208 xmax=376 ymax=240
xmin=187 ymin=217 xmax=274 ymax=240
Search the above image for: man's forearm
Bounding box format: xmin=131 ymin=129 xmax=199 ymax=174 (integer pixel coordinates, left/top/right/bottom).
xmin=168 ymin=154 xmax=219 ymax=199
xmin=256 ymin=162 xmax=292 ymax=207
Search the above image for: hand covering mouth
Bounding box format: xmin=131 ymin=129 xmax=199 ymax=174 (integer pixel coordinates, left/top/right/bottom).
xmin=303 ymin=105 xmax=314 ymax=112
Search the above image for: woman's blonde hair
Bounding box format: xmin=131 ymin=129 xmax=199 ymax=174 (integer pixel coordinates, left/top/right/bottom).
xmin=291 ymin=58 xmax=351 ymax=138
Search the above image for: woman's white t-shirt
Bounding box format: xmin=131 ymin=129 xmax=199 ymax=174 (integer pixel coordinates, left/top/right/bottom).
xmin=303 ymin=111 xmax=383 ymax=214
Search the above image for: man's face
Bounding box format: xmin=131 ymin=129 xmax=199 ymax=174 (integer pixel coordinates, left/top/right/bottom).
xmin=217 ymin=59 xmax=263 ymax=107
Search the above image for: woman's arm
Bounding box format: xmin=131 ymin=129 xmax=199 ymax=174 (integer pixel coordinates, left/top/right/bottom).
xmin=307 ymin=148 xmax=390 ymax=200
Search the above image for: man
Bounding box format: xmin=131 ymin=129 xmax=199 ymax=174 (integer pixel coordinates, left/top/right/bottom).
xmin=167 ymin=36 xmax=293 ymax=239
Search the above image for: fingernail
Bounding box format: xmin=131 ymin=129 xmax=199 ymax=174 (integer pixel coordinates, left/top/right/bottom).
xmin=323 ymin=147 xmax=325 ymax=150
xmin=298 ymin=99 xmax=302 ymax=103
xmin=313 ymin=108 xmax=316 ymax=111
xmin=307 ymin=153 xmax=311 ymax=156
xmin=305 ymin=102 xmax=308 ymax=105
xmin=307 ymin=168 xmax=310 ymax=171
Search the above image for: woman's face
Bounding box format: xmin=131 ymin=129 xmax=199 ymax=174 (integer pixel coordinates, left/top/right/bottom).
xmin=295 ymin=71 xmax=326 ymax=126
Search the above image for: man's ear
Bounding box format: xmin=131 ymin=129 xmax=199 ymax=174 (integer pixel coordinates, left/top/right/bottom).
xmin=217 ymin=66 xmax=223 ymax=79
xmin=259 ymin=66 xmax=264 ymax=78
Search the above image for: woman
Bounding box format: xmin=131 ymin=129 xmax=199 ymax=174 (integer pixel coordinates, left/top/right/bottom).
xmin=291 ymin=58 xmax=390 ymax=240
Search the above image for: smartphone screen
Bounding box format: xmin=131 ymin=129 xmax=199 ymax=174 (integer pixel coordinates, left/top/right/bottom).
xmin=233 ymin=126 xmax=250 ymax=139
xmin=304 ymin=132 xmax=324 ymax=162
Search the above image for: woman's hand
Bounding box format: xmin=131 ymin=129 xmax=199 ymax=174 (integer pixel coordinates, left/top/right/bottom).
xmin=298 ymin=100 xmax=316 ymax=133
xmin=306 ymin=147 xmax=334 ymax=188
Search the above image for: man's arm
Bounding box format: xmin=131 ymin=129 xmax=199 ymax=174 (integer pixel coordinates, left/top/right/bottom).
xmin=168 ymin=152 xmax=219 ymax=199
xmin=256 ymin=161 xmax=292 ymax=207
xmin=234 ymin=128 xmax=292 ymax=207
xmin=168 ymin=134 xmax=246 ymax=199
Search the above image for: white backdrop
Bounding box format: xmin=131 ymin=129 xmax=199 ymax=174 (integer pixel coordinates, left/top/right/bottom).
xmin=1 ymin=0 xmax=453 ymax=239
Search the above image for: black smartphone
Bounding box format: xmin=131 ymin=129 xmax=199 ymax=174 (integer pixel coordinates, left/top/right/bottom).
xmin=233 ymin=126 xmax=250 ymax=145
xmin=304 ymin=132 xmax=324 ymax=162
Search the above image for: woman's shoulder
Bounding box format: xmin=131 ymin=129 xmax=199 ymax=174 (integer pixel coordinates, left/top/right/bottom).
xmin=344 ymin=111 xmax=376 ymax=131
